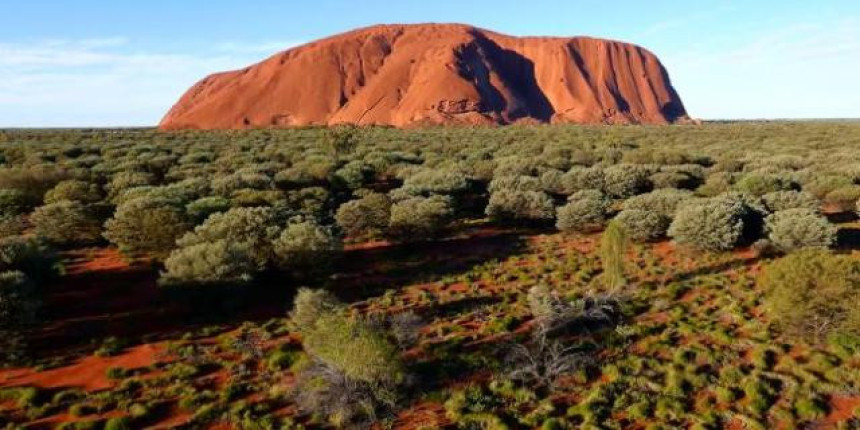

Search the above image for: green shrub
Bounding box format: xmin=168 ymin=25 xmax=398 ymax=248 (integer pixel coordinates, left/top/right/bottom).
xmin=0 ymin=167 xmax=69 ymax=207
xmin=103 ymin=416 xmax=131 ymax=430
xmin=288 ymin=288 xmax=342 ymax=336
xmin=804 ymin=175 xmax=853 ymax=199
xmin=176 ymin=207 xmax=281 ymax=268
xmin=555 ymin=190 xmax=610 ymax=233
xmin=272 ymin=220 xmax=341 ymax=272
xmin=824 ymin=186 xmax=860 ymax=211
xmin=561 ymin=167 xmax=605 ymax=195
xmin=765 ymin=209 xmax=836 ymax=252
xmin=43 ymin=180 xmax=102 ymax=204
xmin=622 ymin=189 xmax=694 ymax=217
xmin=486 ymin=189 xmax=555 ymax=223
xmin=668 ymin=197 xmax=747 ymax=251
xmin=293 ymin=302 xmax=406 ymax=426
xmin=734 ymin=172 xmax=794 ymax=196
xmin=104 ymin=197 xmax=192 ymax=259
xmin=302 ymin=312 xmax=405 ymax=384
xmin=335 ymin=192 xmax=391 ymax=238
xmin=159 ymin=240 xmax=256 ymax=287
xmin=185 ymin=196 xmax=231 ymax=223
xmin=0 ymin=189 xmax=31 ymax=216
xmin=389 ymin=195 xmax=454 ymax=239
xmin=0 ymin=215 xmax=25 ymax=239
xmin=761 ymin=250 xmax=860 ymax=341
xmin=397 ymin=169 xmax=471 ymax=198
xmin=0 ymin=270 xmax=38 ymax=328
xmin=761 ymin=190 xmax=820 ymax=212
xmin=696 ymin=172 xmax=734 ymax=197
xmin=31 ymin=201 xmax=103 ymax=245
xmin=614 ymin=209 xmax=670 ymax=242
xmin=106 ymin=171 xmax=157 ymax=200
xmin=0 ymin=236 xmax=60 ymax=284
xmin=602 ymin=165 xmax=650 ymax=198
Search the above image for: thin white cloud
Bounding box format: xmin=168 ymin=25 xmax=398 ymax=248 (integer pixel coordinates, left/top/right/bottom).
xmin=0 ymin=38 xmax=301 ymax=127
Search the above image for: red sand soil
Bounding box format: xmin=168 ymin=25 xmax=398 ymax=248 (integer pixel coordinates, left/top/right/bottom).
xmin=159 ymin=23 xmax=690 ymax=130
xmin=0 ymin=343 xmax=163 ymax=392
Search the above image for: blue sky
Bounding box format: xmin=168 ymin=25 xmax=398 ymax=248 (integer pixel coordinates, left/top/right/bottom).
xmin=1 ymin=0 xmax=858 ymax=126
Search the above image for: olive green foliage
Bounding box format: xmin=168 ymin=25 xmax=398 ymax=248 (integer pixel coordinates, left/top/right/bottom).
xmin=44 ymin=180 xmax=102 ymax=204
xmin=290 ymin=289 xmax=406 ymax=426
xmin=602 ymin=164 xmax=650 ymax=198
xmin=555 ymin=190 xmax=610 ymax=233
xmin=0 ymin=215 xmax=25 ymax=239
xmin=0 ymin=236 xmax=60 ymax=284
xmin=824 ymin=186 xmax=860 ymax=211
xmin=600 ymin=221 xmax=627 ymax=291
xmin=0 ymin=189 xmax=31 ymax=217
xmin=668 ymin=196 xmax=748 ymax=252
xmin=106 ymin=171 xmax=157 ymax=200
xmin=0 ymin=270 xmax=38 ymax=328
xmin=761 ymin=190 xmax=820 ymax=213
xmin=396 ymin=168 xmax=471 ymax=198
xmin=31 ymin=201 xmax=103 ymax=245
xmin=335 ymin=192 xmax=391 ymax=238
xmin=614 ymin=209 xmax=670 ymax=242
xmin=159 ymin=240 xmax=256 ymax=287
xmin=761 ymin=250 xmax=860 ymax=341
xmin=288 ymin=288 xmax=343 ymax=336
xmin=734 ymin=172 xmax=794 ymax=196
xmin=486 ymin=189 xmax=555 ymax=223
xmin=622 ymin=189 xmax=694 ymax=217
xmin=804 ymin=175 xmax=853 ymax=199
xmin=176 ymin=207 xmax=281 ymax=268
xmin=272 ymin=220 xmax=341 ymax=272
xmin=560 ymin=167 xmax=605 ymax=195
xmin=104 ymin=197 xmax=192 ymax=259
xmin=0 ymin=167 xmax=69 ymax=208
xmin=765 ymin=209 xmax=836 ymax=252
xmin=185 ymin=196 xmax=231 ymax=223
xmin=389 ymin=195 xmax=454 ymax=239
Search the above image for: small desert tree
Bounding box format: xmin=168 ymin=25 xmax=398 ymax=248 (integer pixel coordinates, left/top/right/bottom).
xmin=104 ymin=197 xmax=192 ymax=259
xmin=486 ymin=189 xmax=556 ymax=224
xmin=388 ymin=195 xmax=453 ymax=240
xmin=43 ymin=179 xmax=102 ymax=204
xmin=761 ymin=250 xmax=860 ymax=342
xmin=600 ymin=221 xmax=628 ymax=292
xmin=614 ymin=209 xmax=669 ymax=242
xmin=290 ymin=290 xmax=407 ymax=426
xmin=555 ymin=190 xmax=611 ymax=233
xmin=765 ymin=209 xmax=836 ymax=252
xmin=159 ymin=240 xmax=256 ymax=287
xmin=762 ymin=190 xmax=820 ymax=213
xmin=176 ymin=207 xmax=281 ymax=268
xmin=668 ymin=197 xmax=747 ymax=252
xmin=335 ymin=192 xmax=391 ymax=239
xmin=272 ymin=220 xmax=341 ymax=274
xmin=31 ymin=201 xmax=103 ymax=246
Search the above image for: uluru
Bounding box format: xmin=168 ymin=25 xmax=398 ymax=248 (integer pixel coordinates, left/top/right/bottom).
xmin=159 ymin=23 xmax=690 ymax=129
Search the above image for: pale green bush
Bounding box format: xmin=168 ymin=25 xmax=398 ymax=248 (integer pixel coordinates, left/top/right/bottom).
xmin=614 ymin=209 xmax=670 ymax=242
xmin=31 ymin=201 xmax=102 ymax=245
xmin=765 ymin=209 xmax=836 ymax=252
xmin=486 ymin=189 xmax=555 ymax=223
xmin=389 ymin=195 xmax=453 ymax=239
xmin=555 ymin=190 xmax=610 ymax=232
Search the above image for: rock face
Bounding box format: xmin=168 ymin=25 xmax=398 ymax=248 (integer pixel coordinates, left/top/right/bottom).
xmin=160 ymin=24 xmax=690 ymax=129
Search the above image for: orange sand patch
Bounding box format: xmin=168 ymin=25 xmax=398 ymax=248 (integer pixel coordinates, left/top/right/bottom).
xmin=0 ymin=343 xmax=163 ymax=392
